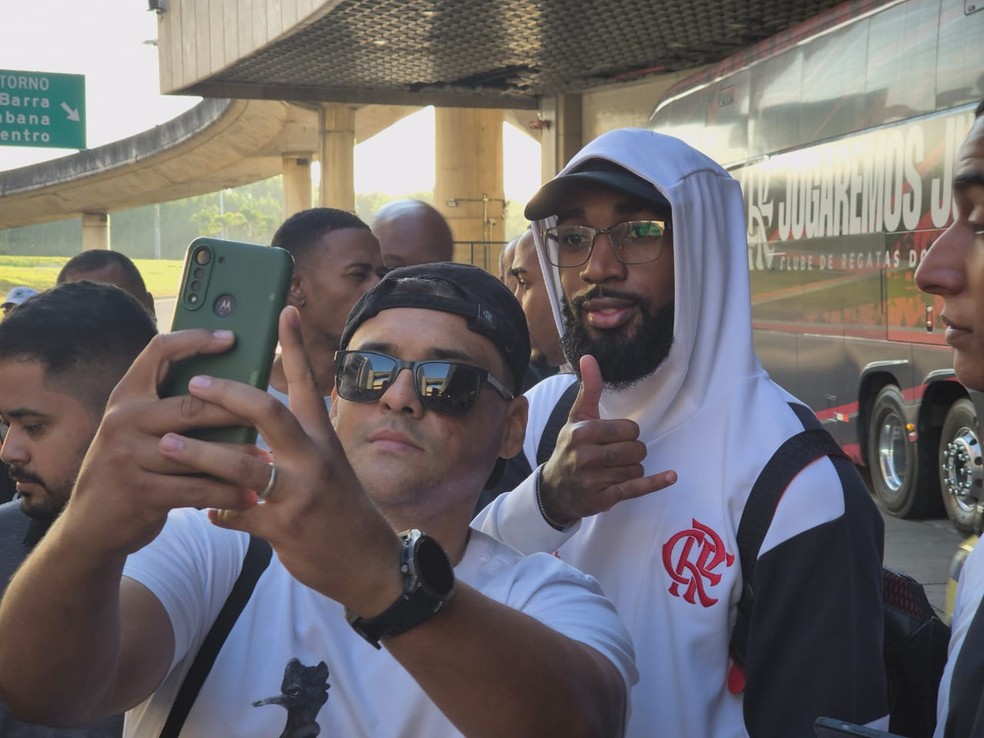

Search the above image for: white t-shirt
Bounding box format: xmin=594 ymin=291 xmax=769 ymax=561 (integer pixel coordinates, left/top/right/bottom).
xmin=122 ymin=509 xmax=636 ymax=737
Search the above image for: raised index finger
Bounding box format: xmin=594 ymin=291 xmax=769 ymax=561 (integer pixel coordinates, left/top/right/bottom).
xmin=279 ymin=306 xmax=335 ymax=441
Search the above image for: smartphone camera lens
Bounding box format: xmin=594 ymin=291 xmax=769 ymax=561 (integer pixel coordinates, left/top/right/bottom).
xmin=190 ymin=280 xmax=201 ymax=292
xmin=194 ymin=248 xmax=212 ymax=266
xmin=193 ymin=267 xmax=205 ymax=279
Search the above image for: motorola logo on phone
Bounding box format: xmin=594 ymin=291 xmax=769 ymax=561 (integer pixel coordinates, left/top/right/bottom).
xmin=214 ymin=294 xmax=236 ymax=318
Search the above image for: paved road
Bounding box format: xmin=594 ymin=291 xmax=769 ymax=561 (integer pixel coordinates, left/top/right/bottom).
xmin=881 ymin=507 xmax=965 ymax=618
xmin=156 ymin=295 xmax=176 ymax=330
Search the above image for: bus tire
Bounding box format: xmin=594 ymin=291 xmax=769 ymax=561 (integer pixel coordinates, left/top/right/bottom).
xmin=939 ymin=399 xmax=983 ymax=535
xmin=867 ymin=385 xmax=931 ymax=517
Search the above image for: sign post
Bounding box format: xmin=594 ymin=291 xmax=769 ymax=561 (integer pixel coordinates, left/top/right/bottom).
xmin=0 ymin=69 xmax=86 ymax=150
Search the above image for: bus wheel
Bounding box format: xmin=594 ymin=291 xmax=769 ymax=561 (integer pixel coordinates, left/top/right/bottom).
xmin=867 ymin=386 xmax=926 ymax=517
xmin=939 ymin=399 xmax=983 ymax=535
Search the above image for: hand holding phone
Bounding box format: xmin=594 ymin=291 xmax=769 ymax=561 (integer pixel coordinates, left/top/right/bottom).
xmin=160 ymin=237 xmax=293 ymax=444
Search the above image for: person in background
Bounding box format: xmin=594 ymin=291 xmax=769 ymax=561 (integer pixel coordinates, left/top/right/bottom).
xmin=475 ymin=228 xmax=573 ymax=510
xmin=266 ymin=208 xmax=383 ymax=407
xmin=509 ymin=228 xmax=566 ymax=373
xmin=0 ymin=264 xmax=635 ymax=737
xmin=1 ymin=286 xmax=38 ymax=318
xmin=0 ymin=281 xmax=157 ymax=736
xmin=0 ymin=286 xmax=40 ymax=503
xmin=475 ymin=128 xmax=888 ymax=737
xmin=57 ymin=250 xmax=156 ymax=319
xmin=499 ymin=234 xmax=519 ymax=293
xmin=370 ymin=199 xmax=454 ymax=272
xmin=913 ymin=99 xmax=984 ymax=738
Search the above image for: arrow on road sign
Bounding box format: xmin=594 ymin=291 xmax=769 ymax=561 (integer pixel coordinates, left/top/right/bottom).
xmin=60 ymin=102 xmax=80 ymax=122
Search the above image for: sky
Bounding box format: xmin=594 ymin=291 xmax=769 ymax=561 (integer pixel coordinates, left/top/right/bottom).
xmin=0 ymin=1 xmax=541 ymax=202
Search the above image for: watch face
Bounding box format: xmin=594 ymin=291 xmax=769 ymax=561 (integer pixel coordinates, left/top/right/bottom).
xmin=416 ymin=535 xmax=455 ymax=597
xmin=348 ymin=530 xmax=456 ymax=648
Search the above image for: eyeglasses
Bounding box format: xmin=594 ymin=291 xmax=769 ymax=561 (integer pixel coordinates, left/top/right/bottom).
xmin=542 ymin=219 xmax=670 ymax=267
xmin=334 ymin=350 xmax=514 ymax=416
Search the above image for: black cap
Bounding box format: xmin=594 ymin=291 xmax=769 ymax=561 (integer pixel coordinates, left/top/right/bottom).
xmin=524 ymin=159 xmax=671 ymax=220
xmin=340 ymin=262 xmax=531 ymax=395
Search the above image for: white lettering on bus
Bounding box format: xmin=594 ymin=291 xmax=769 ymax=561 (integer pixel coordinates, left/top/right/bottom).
xmin=930 ymin=117 xmax=960 ymax=228
xmin=743 ymin=111 xmax=976 ymax=275
xmin=903 ymin=127 xmax=923 ymax=232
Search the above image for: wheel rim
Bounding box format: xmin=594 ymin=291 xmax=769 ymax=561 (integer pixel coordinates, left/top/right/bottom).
xmin=877 ymin=415 xmax=908 ymax=495
xmin=942 ymin=425 xmax=983 ymax=515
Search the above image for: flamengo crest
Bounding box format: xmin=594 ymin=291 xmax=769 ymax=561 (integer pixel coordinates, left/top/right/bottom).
xmin=662 ymin=519 xmax=735 ymax=607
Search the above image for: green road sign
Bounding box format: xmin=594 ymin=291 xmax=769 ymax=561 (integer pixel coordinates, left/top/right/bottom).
xmin=0 ymin=69 xmax=85 ymax=150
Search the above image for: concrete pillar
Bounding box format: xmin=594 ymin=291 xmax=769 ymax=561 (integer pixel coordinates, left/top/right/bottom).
xmin=539 ymin=94 xmax=583 ymax=181
xmin=282 ymin=154 xmax=313 ymax=219
xmin=318 ymin=104 xmax=356 ymax=212
xmin=434 ymin=107 xmax=505 ymax=269
xmin=81 ymin=212 xmax=110 ymax=250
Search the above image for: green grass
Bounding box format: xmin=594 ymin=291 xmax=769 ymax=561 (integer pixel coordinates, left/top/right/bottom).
xmin=0 ymin=256 xmax=184 ymax=298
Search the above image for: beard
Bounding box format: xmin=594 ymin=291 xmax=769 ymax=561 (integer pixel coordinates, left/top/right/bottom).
xmin=7 ymin=465 xmax=69 ymax=522
xmin=561 ymin=288 xmax=674 ymax=390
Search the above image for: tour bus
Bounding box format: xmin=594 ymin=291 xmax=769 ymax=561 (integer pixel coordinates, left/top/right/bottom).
xmin=648 ymin=0 xmax=983 ymax=532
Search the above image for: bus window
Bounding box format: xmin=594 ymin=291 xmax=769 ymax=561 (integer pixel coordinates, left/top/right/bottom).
xmin=706 ymin=71 xmax=750 ymax=167
xmin=937 ymin=0 xmax=984 ymax=109
xmin=866 ymin=0 xmax=937 ymax=124
xmin=650 ymin=86 xmax=710 ymax=154
xmin=800 ymin=20 xmax=868 ymax=143
xmin=750 ymin=49 xmax=803 ymax=156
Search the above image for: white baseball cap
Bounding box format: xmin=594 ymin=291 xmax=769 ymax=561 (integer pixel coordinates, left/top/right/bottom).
xmin=1 ymin=286 xmax=39 ymax=309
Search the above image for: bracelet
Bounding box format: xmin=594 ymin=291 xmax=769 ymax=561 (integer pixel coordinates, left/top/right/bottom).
xmin=535 ymin=466 xmax=569 ymax=532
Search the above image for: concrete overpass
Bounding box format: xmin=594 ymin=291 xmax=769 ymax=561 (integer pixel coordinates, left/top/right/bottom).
xmin=0 ymin=0 xmax=853 ymax=247
xmin=0 ymin=98 xmax=427 ymax=230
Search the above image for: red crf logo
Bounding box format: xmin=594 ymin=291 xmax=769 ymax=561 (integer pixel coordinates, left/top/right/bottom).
xmin=662 ymin=519 xmax=735 ymax=607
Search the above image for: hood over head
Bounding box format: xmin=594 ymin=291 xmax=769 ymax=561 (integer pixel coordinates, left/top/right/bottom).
xmin=528 ymin=128 xmax=761 ymax=436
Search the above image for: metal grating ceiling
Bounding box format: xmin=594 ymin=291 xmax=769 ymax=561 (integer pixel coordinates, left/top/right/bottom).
xmin=184 ymin=0 xmax=855 ymax=107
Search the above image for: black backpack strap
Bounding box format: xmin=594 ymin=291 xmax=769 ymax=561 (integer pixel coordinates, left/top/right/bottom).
xmin=730 ymin=405 xmax=846 ymax=667
xmin=159 ymin=535 xmax=272 ymax=738
xmin=536 ymin=380 xmax=580 ymax=466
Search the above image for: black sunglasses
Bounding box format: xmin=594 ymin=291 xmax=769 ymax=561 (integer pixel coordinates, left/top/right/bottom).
xmin=334 ymin=350 xmax=514 ymax=416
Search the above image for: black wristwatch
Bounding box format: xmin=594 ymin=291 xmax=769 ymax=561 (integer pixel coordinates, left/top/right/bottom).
xmin=347 ymin=529 xmax=456 ymax=649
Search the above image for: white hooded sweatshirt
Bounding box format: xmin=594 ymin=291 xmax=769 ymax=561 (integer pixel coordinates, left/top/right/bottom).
xmin=474 ymin=129 xmax=887 ymax=738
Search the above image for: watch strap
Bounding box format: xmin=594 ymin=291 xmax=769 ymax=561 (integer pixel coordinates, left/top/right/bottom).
xmin=347 ymin=530 xmax=454 ymax=648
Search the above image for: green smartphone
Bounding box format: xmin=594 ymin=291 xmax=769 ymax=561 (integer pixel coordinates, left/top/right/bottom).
xmin=161 ymin=237 xmax=294 ymax=444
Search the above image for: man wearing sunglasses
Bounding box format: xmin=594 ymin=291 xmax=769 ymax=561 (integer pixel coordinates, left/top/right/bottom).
xmin=0 ymin=263 xmax=635 ymax=737
xmin=474 ymin=129 xmax=888 ymax=737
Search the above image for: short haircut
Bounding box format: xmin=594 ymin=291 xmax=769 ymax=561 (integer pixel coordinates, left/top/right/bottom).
xmin=372 ymin=199 xmax=454 ymax=263
xmin=271 ymin=208 xmax=371 ymax=269
xmin=0 ymin=282 xmax=157 ymax=414
xmin=57 ymin=250 xmax=150 ymax=298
